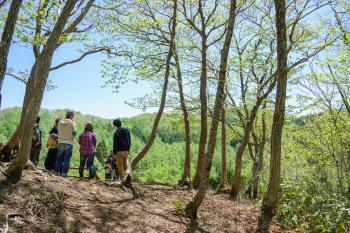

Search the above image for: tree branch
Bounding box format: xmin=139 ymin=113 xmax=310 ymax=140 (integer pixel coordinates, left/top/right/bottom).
xmin=50 ymin=47 xmax=127 ymax=71
xmin=60 ymin=0 xmax=95 ymax=36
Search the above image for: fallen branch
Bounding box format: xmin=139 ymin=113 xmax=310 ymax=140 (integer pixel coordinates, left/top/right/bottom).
xmin=0 ymin=167 xmax=7 ymax=176
xmin=101 ymin=181 xmax=126 ymax=191
xmin=4 ymin=213 xmax=26 ymax=233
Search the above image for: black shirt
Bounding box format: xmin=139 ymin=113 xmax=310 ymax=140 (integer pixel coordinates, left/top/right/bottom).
xmin=113 ymin=127 xmax=131 ymax=153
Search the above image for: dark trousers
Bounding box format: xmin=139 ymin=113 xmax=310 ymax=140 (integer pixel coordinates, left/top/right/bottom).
xmin=105 ymin=173 xmax=112 ymax=180
xmin=44 ymin=148 xmax=57 ymax=170
xmin=79 ymin=154 xmax=95 ymax=178
xmin=30 ymin=147 xmax=41 ymax=166
xmin=54 ymin=143 xmax=73 ymax=175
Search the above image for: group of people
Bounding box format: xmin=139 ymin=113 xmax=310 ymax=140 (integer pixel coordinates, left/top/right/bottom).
xmin=29 ymin=110 xmax=131 ymax=182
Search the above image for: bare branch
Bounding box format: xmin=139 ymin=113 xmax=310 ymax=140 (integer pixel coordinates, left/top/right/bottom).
xmin=5 ymin=70 xmax=26 ymax=84
xmin=62 ymin=0 xmax=95 ymax=35
xmin=50 ymin=47 xmax=129 ymax=71
xmin=0 ymin=0 xmax=7 ymax=8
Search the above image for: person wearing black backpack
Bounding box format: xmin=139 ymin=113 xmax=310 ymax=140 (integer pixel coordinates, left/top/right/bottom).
xmin=30 ymin=116 xmax=42 ymax=166
xmin=112 ymin=119 xmax=131 ymax=181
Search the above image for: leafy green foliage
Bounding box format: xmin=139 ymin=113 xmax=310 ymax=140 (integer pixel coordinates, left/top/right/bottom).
xmin=277 ymin=111 xmax=350 ymax=232
xmin=277 ymin=179 xmax=350 ymax=232
xmin=0 ymin=107 xmax=239 ymax=184
xmin=2 ymin=107 xmax=349 ymax=232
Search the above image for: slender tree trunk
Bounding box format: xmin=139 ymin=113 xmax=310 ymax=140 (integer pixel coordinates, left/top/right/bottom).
xmin=245 ymin=143 xmax=254 ymax=197
xmin=252 ymin=102 xmax=267 ymax=199
xmin=0 ymin=0 xmax=24 ymax=109
xmin=249 ymin=128 xmax=259 ymax=199
xmin=327 ymin=65 xmax=350 ymax=116
xmin=174 ymin=45 xmax=191 ymax=186
xmin=123 ymin=0 xmax=178 ymax=187
xmin=250 ymin=157 xmax=259 ymax=197
xmin=257 ymin=0 xmax=288 ymax=231
xmin=0 ymin=128 xmax=19 ymax=161
xmin=231 ymin=103 xmax=260 ymax=199
xmin=5 ymin=0 xmax=78 ymax=182
xmin=185 ymin=0 xmax=237 ymax=219
xmin=217 ymin=105 xmax=227 ymax=191
xmin=332 ymin=6 xmax=350 ymax=49
xmin=193 ymin=33 xmax=208 ymax=189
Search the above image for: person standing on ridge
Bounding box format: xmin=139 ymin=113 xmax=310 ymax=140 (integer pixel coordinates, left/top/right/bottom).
xmin=54 ymin=110 xmax=77 ymax=177
xmin=78 ymin=123 xmax=97 ymax=180
xmin=30 ymin=116 xmax=42 ymax=166
xmin=112 ymin=119 xmax=131 ymax=182
xmin=44 ymin=118 xmax=60 ymax=170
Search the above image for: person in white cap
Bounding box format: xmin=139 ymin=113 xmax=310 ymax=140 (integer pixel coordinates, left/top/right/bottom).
xmin=54 ymin=110 xmax=77 ymax=177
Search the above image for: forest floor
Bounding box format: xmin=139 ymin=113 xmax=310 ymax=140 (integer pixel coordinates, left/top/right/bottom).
xmin=0 ymin=165 xmax=287 ymax=233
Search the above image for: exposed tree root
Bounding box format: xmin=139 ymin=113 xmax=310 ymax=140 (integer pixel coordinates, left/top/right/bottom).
xmin=4 ymin=213 xmax=26 ymax=233
xmin=184 ymin=201 xmax=198 ymax=220
xmin=177 ymin=178 xmax=192 ymax=189
xmin=101 ymin=181 xmax=126 ymax=191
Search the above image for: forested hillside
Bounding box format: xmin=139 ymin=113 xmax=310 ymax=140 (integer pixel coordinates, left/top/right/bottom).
xmin=0 ymin=107 xmax=240 ymax=184
xmin=1 ymin=107 xmax=349 ymax=231
xmin=1 ymin=0 xmax=350 ymax=232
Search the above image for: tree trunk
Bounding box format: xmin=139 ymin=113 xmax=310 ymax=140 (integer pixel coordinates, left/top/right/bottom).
xmin=123 ymin=0 xmax=177 ymax=188
xmin=2 ymin=127 xmax=20 ymax=150
xmin=174 ymin=45 xmax=191 ymax=187
xmin=185 ymin=0 xmax=237 ymax=219
xmin=245 ymin=143 xmax=254 ymax=198
xmin=252 ymin=102 xmax=267 ymax=199
xmin=230 ymin=103 xmax=260 ymax=199
xmin=250 ymin=158 xmax=259 ymax=198
xmin=257 ymin=0 xmax=288 ymax=232
xmin=5 ymin=0 xmax=78 ymax=182
xmin=193 ymin=34 xmax=208 ymax=189
xmin=0 ymin=0 xmax=24 ymax=109
xmin=217 ymin=104 xmax=227 ymax=192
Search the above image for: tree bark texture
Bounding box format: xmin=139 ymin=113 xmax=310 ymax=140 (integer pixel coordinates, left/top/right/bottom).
xmin=252 ymin=102 xmax=267 ymax=199
xmin=123 ymin=0 xmax=178 ymax=187
xmin=174 ymin=45 xmax=191 ymax=186
xmin=257 ymin=0 xmax=288 ymax=232
xmin=5 ymin=0 xmax=78 ymax=182
xmin=0 ymin=0 xmax=24 ymax=109
xmin=230 ymin=102 xmax=261 ymax=199
xmin=185 ymin=0 xmax=237 ymax=219
xmin=217 ymin=104 xmax=227 ymax=191
xmin=193 ymin=31 xmax=208 ymax=189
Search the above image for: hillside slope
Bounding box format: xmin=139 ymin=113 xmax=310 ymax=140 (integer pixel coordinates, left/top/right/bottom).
xmin=0 ymin=166 xmax=285 ymax=233
xmin=0 ymin=107 xmax=239 ymax=185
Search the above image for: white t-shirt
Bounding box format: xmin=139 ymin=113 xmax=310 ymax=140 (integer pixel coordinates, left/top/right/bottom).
xmin=57 ymin=119 xmax=76 ymax=145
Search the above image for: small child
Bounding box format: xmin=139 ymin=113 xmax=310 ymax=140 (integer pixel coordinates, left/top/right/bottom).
xmin=78 ymin=123 xmax=96 ymax=180
xmin=45 ymin=118 xmax=60 ymax=171
xmin=104 ymin=161 xmax=112 ymax=180
xmin=108 ymin=150 xmax=120 ymax=181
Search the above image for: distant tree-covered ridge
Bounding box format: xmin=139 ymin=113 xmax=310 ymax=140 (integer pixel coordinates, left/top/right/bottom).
xmin=0 ymin=107 xmax=238 ymax=184
xmin=0 ymin=107 xmax=197 ymax=145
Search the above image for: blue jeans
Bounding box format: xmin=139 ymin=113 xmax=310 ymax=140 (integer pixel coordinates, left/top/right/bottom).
xmin=79 ymin=154 xmax=95 ymax=178
xmin=54 ymin=143 xmax=73 ymax=174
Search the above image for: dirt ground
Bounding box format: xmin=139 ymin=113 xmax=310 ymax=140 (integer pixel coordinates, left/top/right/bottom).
xmin=0 ymin=167 xmax=287 ymax=233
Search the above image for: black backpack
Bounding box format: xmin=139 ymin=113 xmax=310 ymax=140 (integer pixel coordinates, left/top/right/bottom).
xmin=116 ymin=128 xmax=130 ymax=150
xmin=32 ymin=126 xmax=42 ymax=148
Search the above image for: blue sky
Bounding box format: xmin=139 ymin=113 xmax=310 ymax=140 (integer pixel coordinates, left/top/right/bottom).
xmin=2 ymin=42 xmax=151 ymax=119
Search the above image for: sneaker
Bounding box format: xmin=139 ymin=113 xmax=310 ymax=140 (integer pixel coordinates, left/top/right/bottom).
xmin=79 ymin=177 xmax=84 ymax=181
xmin=53 ymin=171 xmax=59 ymax=176
xmin=61 ymin=173 xmax=67 ymax=177
xmin=115 ymin=180 xmax=121 ymax=185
